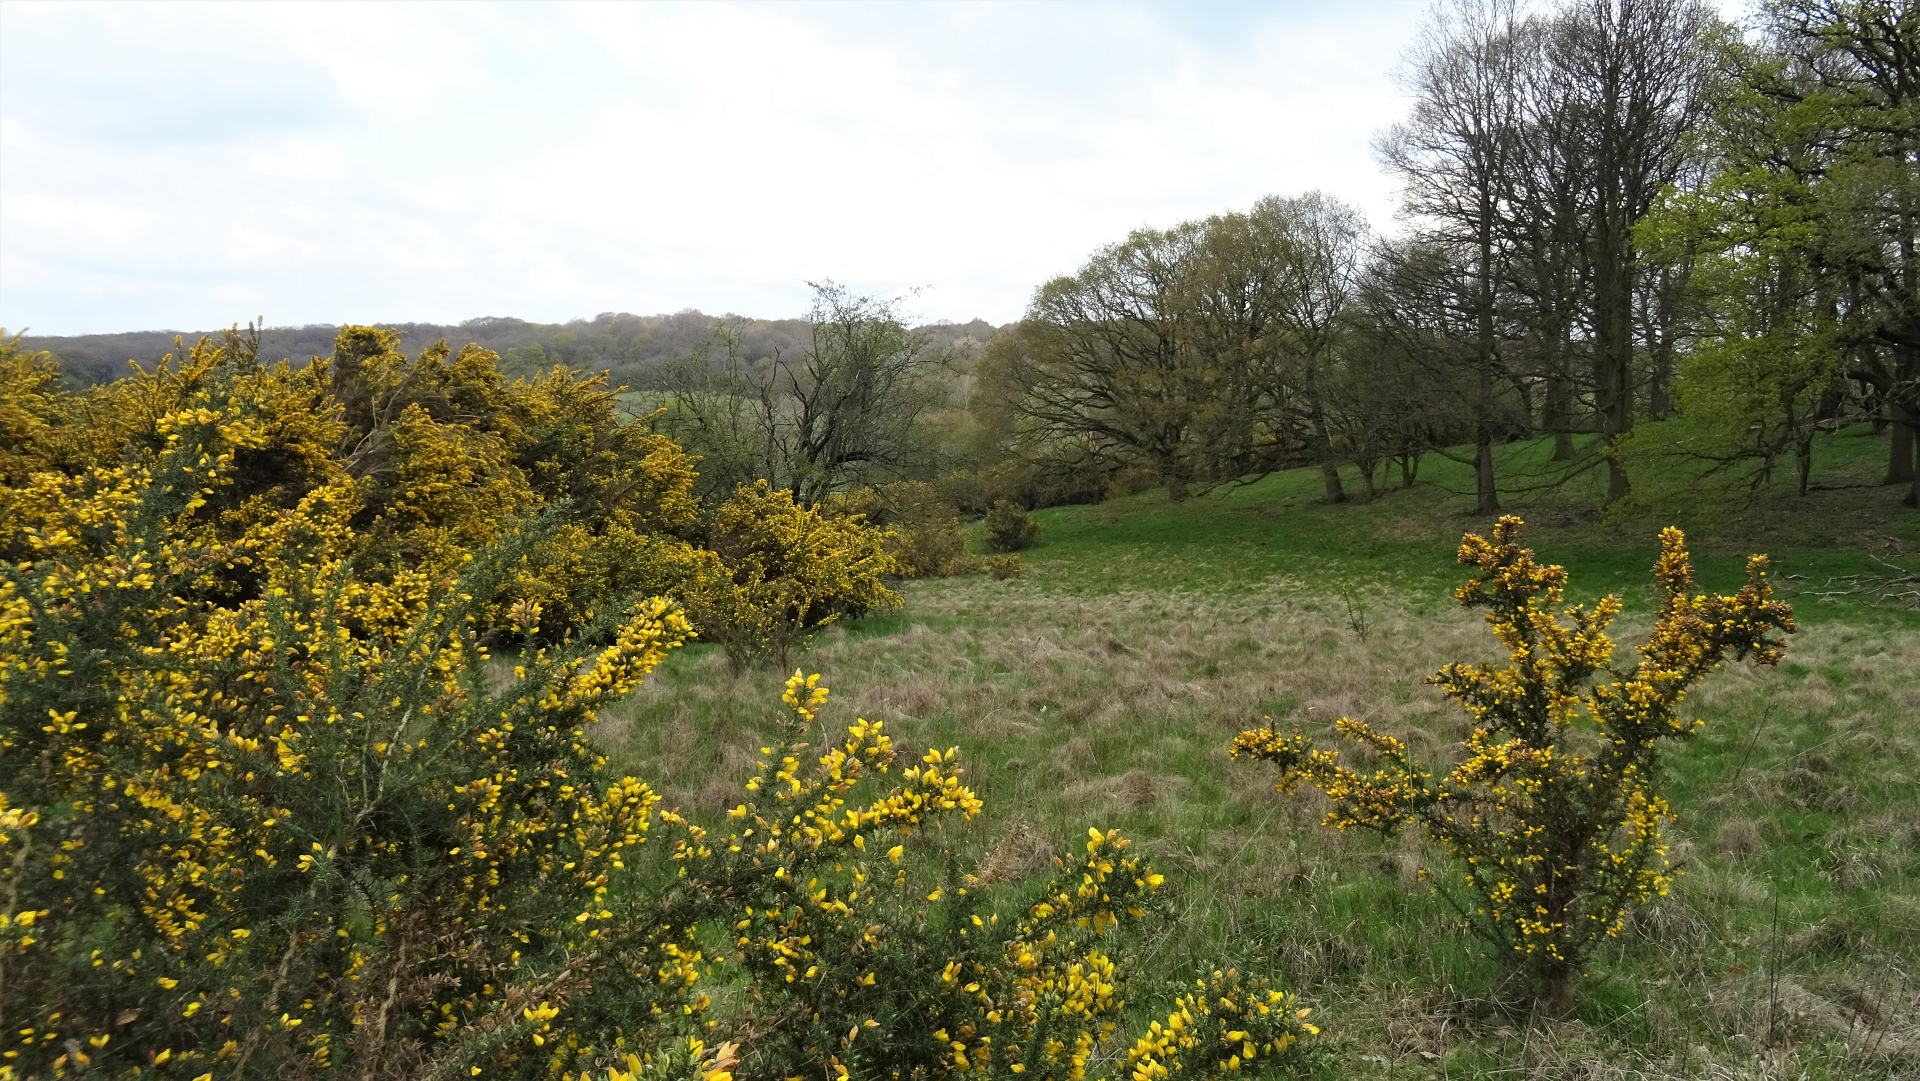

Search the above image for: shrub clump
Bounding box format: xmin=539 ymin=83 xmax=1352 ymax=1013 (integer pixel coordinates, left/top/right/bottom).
xmin=1231 ymin=516 xmax=1794 ymax=1007
xmin=825 ymin=483 xmax=1015 ymax=580
xmin=0 ymin=325 xmax=721 ymax=636
xmin=980 ymin=553 xmax=1022 ymax=580
xmin=983 ymin=499 xmax=1041 ymax=553
xmin=690 ymin=480 xmax=900 ymax=672
xmin=0 ymin=374 xmax=1315 ymax=1079
xmin=0 ymin=328 xmax=903 ymax=677
xmin=893 ymin=518 xmax=972 ymax=578
xmin=0 ymin=394 xmax=702 ymax=1079
xmin=699 ymin=675 xmax=1316 ymax=1081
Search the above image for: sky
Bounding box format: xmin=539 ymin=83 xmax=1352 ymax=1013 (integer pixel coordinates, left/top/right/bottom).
xmin=0 ymin=0 xmax=1434 ymax=335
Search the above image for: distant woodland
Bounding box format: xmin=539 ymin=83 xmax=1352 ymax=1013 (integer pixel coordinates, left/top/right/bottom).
xmin=19 ymin=311 xmax=1000 ymax=393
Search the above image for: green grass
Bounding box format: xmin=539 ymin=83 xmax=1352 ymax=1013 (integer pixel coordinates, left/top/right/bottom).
xmin=605 ymin=429 xmax=1919 ymax=1078
xmin=1015 ymin=430 xmax=1918 ymax=623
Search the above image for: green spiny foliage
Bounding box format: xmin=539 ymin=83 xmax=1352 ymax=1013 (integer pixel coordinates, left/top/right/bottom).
xmin=1233 ymin=516 xmax=1794 ymax=1005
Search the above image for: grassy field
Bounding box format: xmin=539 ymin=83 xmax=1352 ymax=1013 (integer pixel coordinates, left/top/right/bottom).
xmin=607 ymin=431 xmax=1919 ymax=1079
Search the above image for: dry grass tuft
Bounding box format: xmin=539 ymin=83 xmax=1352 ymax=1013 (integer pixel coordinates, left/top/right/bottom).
xmin=1061 ymin=768 xmax=1190 ymax=813
xmin=1716 ymin=818 xmax=1765 ymax=860
xmin=973 ymin=817 xmax=1055 ymax=887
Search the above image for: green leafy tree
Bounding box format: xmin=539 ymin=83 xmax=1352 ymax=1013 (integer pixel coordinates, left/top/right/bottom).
xmin=1629 ymin=0 xmax=1919 ymax=506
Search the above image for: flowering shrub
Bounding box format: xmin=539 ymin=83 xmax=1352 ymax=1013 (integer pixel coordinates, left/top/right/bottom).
xmin=0 ymin=340 xmax=87 ymax=486
xmin=828 ymin=485 xmax=1035 ymax=575
xmin=0 ymin=331 xmax=1314 ymax=1080
xmin=690 ymin=481 xmax=901 ymax=671
xmin=1 ymin=325 xmax=722 ymax=637
xmin=0 ymin=394 xmax=709 ymax=1078
xmin=663 ymin=673 xmax=1317 ymax=1081
xmin=1232 ymin=516 xmax=1795 ymax=1005
xmin=893 ymin=520 xmax=972 ymax=578
xmin=825 ymin=483 xmax=972 ymax=579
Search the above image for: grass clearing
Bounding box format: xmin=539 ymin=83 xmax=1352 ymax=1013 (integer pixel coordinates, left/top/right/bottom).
xmin=606 ymin=433 xmax=1919 ymax=1078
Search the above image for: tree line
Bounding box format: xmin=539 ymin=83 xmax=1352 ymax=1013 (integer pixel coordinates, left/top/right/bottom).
xmin=21 ymin=0 xmax=1911 ymax=519
xmin=23 ymin=311 xmax=835 ymax=394
xmin=973 ymin=0 xmax=1917 ymax=513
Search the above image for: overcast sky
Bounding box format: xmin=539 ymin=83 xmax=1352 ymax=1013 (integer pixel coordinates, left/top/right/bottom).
xmin=1 ymin=0 xmax=1436 ymax=335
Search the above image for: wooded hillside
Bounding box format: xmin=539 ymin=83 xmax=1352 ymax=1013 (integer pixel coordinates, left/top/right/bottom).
xmin=19 ymin=311 xmax=999 ymax=393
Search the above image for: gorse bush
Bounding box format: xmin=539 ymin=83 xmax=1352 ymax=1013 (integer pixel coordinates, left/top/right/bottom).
xmin=0 ymin=327 xmax=898 ymax=669
xmin=0 ymin=352 xmax=1315 ymax=1079
xmin=691 ymin=481 xmax=900 ymax=672
xmin=681 ymin=675 xmax=1316 ymax=1081
xmin=0 ymin=326 xmax=719 ymax=637
xmin=824 ymin=483 xmax=1014 ymax=580
xmin=0 ymin=392 xmax=705 ymax=1078
xmin=1232 ymin=517 xmax=1795 ymax=1006
xmin=982 ymin=501 xmax=1040 ymax=554
xmin=892 ymin=521 xmax=970 ymax=578
xmin=823 ymin=482 xmax=966 ymax=578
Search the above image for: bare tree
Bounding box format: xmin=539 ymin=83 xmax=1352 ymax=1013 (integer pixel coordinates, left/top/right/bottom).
xmin=661 ymin=283 xmax=954 ymax=506
xmin=1378 ymin=0 xmax=1531 ymax=513
xmin=1267 ymin=193 xmax=1370 ymax=503
xmin=1504 ymin=14 xmax=1594 ymax=461
xmin=1551 ymin=0 xmax=1724 ymax=503
xmin=1360 ymin=235 xmax=1528 ymax=503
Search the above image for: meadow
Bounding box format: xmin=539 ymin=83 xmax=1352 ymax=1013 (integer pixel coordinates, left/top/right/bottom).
xmin=607 ymin=431 xmax=1920 ymax=1080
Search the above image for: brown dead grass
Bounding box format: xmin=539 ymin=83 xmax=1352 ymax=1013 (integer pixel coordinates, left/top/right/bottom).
xmin=600 ymin=576 xmax=1920 ymax=1079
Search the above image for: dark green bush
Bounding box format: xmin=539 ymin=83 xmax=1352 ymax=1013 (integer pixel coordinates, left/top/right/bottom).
xmin=984 ymin=498 xmax=1042 ymax=552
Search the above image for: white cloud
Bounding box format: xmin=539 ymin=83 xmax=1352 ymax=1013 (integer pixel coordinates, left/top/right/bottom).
xmin=1 ymin=0 xmax=1431 ymax=335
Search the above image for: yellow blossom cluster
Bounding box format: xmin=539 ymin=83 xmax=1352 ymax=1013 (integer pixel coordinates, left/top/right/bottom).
xmin=0 ymin=385 xmax=716 ymax=1076
xmin=821 ymin=482 xmax=1021 ymax=581
xmin=594 ymin=1035 xmax=739 ymax=1081
xmin=3 ymin=330 xmax=1313 ymax=1079
xmin=1123 ymin=970 xmax=1317 ymax=1081
xmin=0 ymin=325 xmax=899 ymax=663
xmin=689 ymin=482 xmax=902 ymax=673
xmin=1232 ymin=516 xmax=1794 ymax=1003
xmin=645 ymin=672 xmax=1317 ymax=1081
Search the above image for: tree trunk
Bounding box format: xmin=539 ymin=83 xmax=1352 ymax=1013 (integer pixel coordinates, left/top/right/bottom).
xmin=1544 ymin=372 xmax=1576 ymax=461
xmin=1154 ymin=437 xmax=1193 ymax=502
xmin=1889 ymin=401 xmax=1915 ymax=487
xmin=1311 ymin=409 xmax=1347 ymax=504
xmin=1895 ymin=404 xmax=1919 ymax=504
xmin=1649 ymin=340 xmax=1674 ymax=421
xmin=1475 ymin=435 xmax=1501 ymax=514
xmin=1595 ymin=259 xmax=1635 ymax=505
xmin=1318 ymin=462 xmax=1347 ymax=504
xmin=1532 ymin=955 xmax=1579 ymax=1018
xmin=1475 ymin=356 xmax=1501 ymax=514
